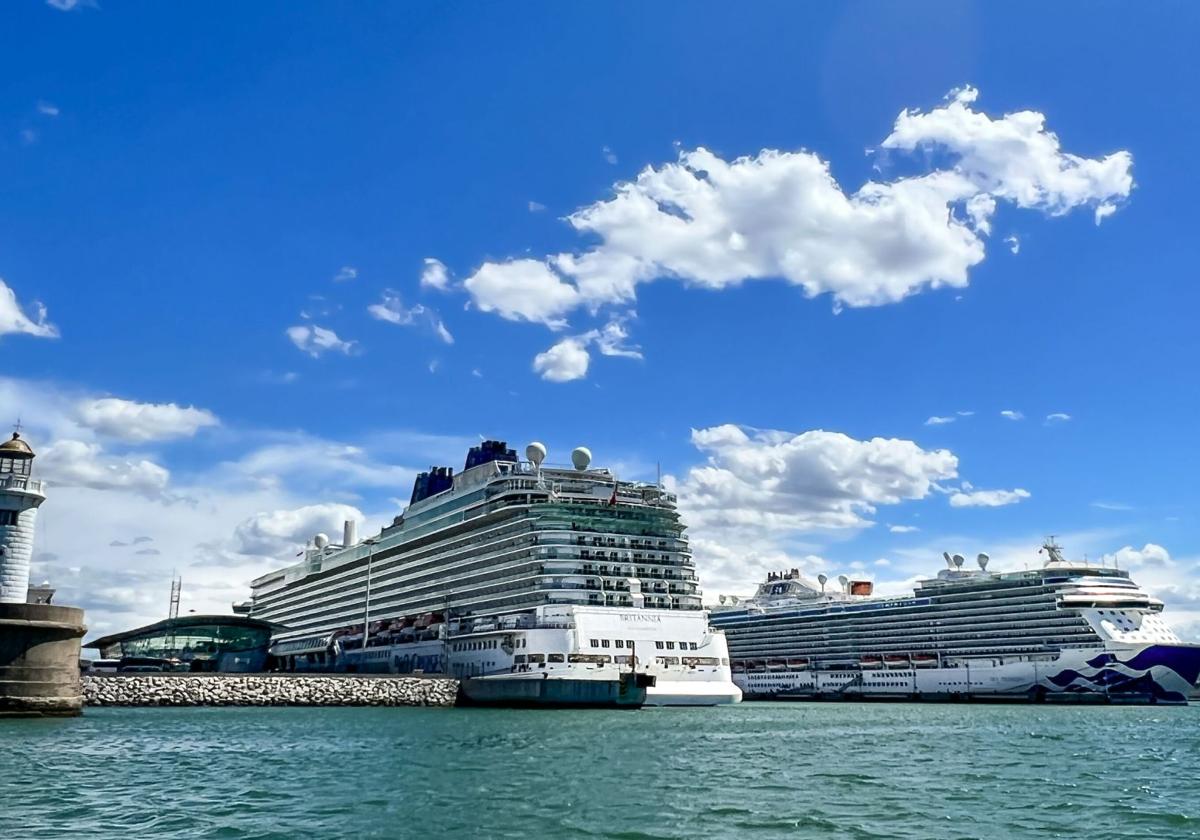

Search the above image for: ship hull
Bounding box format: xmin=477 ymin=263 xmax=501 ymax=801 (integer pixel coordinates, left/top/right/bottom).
xmin=459 ymin=672 xmax=649 ymax=708
xmin=734 ymin=643 xmax=1200 ymax=705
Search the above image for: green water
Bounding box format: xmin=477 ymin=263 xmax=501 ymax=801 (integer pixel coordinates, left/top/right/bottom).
xmin=1 ymin=703 xmax=1197 ymax=839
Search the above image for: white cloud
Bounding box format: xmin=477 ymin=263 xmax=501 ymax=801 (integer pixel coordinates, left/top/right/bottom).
xmin=948 ymin=487 xmax=1030 ymax=508
xmin=286 ymin=324 xmax=358 ymax=358
xmin=20 ymin=129 xmax=38 ymax=145
xmin=367 ymin=291 xmax=454 ymax=344
xmin=676 ymin=424 xmax=958 ymax=533
xmin=0 ymin=279 xmax=58 ymax=339
xmin=233 ymin=504 xmax=364 ymax=556
xmin=46 ymin=0 xmax=93 ymax=10
xmin=1091 ymin=500 xmax=1133 ymax=512
xmin=602 ymin=145 xmax=618 ymax=165
xmin=1005 ymin=235 xmax=1020 ymax=254
xmin=1095 ymin=203 xmax=1118 ymax=225
xmin=925 ymin=415 xmax=955 ymax=426
xmin=881 ymin=86 xmax=1133 ymax=217
xmin=528 ymin=200 xmax=546 ymax=213
xmin=452 ymin=87 xmax=1131 ymax=349
xmin=37 ymin=101 xmax=60 ymax=117
xmin=420 ymin=258 xmax=451 ymax=292
xmin=463 ymin=259 xmax=580 ymax=328
xmin=956 ymin=410 xmax=974 ymax=417
xmin=1102 ymin=543 xmax=1171 ymax=568
xmin=1046 ymin=412 xmax=1071 ymax=423
xmin=1000 ymin=409 xmax=1024 ymax=421
xmin=333 ymin=266 xmax=357 ymax=283
xmin=38 ymin=440 xmax=170 ymax=498
xmin=889 ymin=525 xmax=920 ymax=533
xmin=532 ymin=337 xmax=590 ymax=382
xmin=75 ymin=398 xmax=219 ymax=442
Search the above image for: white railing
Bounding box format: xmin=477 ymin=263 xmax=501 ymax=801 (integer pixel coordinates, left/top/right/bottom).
xmin=0 ymin=474 xmax=43 ymax=494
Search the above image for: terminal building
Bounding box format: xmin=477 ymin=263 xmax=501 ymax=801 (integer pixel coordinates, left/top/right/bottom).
xmin=85 ymin=615 xmax=282 ymax=673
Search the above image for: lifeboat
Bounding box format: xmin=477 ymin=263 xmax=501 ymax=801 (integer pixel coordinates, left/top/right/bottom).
xmin=883 ymin=655 xmax=909 ymax=668
xmin=912 ymin=654 xmax=938 ymax=668
xmin=860 ymin=655 xmax=883 ymax=669
xmin=786 ymin=658 xmax=810 ymax=671
xmin=766 ymin=658 xmax=787 ymax=671
xmin=731 ymin=662 xmax=747 ymax=674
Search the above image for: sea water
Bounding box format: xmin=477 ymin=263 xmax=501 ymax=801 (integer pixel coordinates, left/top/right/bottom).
xmin=1 ymin=702 xmax=1196 ymax=839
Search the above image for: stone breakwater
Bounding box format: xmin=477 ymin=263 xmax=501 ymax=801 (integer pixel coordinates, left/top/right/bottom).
xmin=82 ymin=674 xmax=459 ymax=707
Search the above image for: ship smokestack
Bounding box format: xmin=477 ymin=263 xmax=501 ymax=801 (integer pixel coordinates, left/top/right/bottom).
xmin=343 ymin=519 xmax=358 ymax=548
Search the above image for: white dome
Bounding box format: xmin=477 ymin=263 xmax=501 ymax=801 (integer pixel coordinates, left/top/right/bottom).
xmin=571 ymin=447 xmax=592 ymax=471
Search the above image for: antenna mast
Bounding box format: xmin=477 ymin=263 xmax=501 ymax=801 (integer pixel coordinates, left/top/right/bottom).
xmin=168 ymin=573 xmax=181 ymax=620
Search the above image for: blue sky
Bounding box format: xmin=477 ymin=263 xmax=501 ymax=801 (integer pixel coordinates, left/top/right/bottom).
xmin=2 ymin=1 xmax=1198 ymax=637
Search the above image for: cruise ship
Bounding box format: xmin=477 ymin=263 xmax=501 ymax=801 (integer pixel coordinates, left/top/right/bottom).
xmin=247 ymin=440 xmax=741 ymax=707
xmin=709 ymin=541 xmax=1200 ymax=704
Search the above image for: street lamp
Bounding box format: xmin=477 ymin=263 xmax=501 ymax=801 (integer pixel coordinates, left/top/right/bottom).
xmin=361 ymin=537 xmax=379 ymax=651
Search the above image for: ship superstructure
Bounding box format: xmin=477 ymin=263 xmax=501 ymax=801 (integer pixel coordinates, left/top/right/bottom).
xmin=248 ymin=440 xmax=740 ymax=706
xmin=709 ymin=541 xmax=1200 ymax=704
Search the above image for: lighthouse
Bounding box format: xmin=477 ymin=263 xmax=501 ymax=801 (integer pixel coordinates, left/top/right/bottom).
xmin=0 ymin=431 xmax=45 ymax=604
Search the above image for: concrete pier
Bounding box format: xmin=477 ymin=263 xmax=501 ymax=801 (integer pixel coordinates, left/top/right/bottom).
xmin=83 ymin=673 xmax=459 ymax=707
xmin=0 ymin=603 xmax=87 ymax=716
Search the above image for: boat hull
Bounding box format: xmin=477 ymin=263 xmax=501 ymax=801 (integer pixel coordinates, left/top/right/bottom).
xmin=460 ymin=672 xmax=649 ymax=708
xmin=735 ymin=644 xmax=1200 ymax=705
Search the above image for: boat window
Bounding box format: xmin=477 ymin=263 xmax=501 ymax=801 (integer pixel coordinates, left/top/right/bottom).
xmin=665 ymin=641 xmax=675 ymax=650
xmin=528 ymin=654 xmax=545 ymax=663
xmin=655 ymin=641 xmax=664 ymax=649
xmin=615 ymin=640 xmax=625 ymax=648
xmin=601 ymin=639 xmax=610 ymax=648
xmin=548 ymin=653 xmax=565 ymax=663
xmin=513 ymin=654 xmax=526 ymax=664
xmin=590 ymin=639 xmax=599 ymax=648
xmin=626 ymin=640 xmax=634 ymax=648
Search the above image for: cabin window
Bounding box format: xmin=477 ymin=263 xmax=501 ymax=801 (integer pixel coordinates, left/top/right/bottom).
xmin=528 ymin=654 xmax=545 ymax=663
xmin=590 ymin=639 xmax=599 ymax=648
xmin=655 ymin=641 xmax=664 ymax=649
xmin=665 ymin=641 xmax=675 ymax=650
xmin=601 ymin=640 xmax=610 ymax=648
xmin=615 ymin=640 xmax=625 ymax=648
xmin=513 ymin=655 xmax=526 ymax=664
xmin=548 ymin=653 xmax=565 ymax=663
xmin=626 ymin=640 xmax=634 ymax=648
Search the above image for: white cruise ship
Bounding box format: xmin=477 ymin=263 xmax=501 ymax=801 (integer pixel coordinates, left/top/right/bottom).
xmin=247 ymin=440 xmax=740 ymax=707
xmin=709 ymin=541 xmax=1200 ymax=705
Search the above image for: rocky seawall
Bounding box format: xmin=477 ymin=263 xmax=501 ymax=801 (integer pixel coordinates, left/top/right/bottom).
xmin=83 ymin=674 xmax=459 ymax=707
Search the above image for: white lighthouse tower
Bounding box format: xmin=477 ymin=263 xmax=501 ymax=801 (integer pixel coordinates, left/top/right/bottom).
xmin=0 ymin=430 xmax=46 ymax=604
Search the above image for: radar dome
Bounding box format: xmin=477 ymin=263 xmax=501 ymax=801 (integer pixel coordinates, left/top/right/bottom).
xmin=977 ymin=552 xmax=990 ymax=571
xmin=952 ymin=553 xmax=966 ymax=568
xmin=817 ymin=573 xmax=829 ymax=585
xmin=837 ymin=575 xmax=849 ymax=589
xmin=313 ymin=533 xmax=330 ymax=549
xmin=571 ymin=446 xmax=592 ymax=471
xmin=525 ymin=441 xmax=547 ymax=466
xmin=718 ymin=594 xmax=727 ymax=605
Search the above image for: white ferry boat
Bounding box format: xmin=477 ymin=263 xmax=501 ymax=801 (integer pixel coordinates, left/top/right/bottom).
xmin=247 ymin=440 xmax=740 ymax=708
xmin=709 ymin=540 xmax=1200 ymax=705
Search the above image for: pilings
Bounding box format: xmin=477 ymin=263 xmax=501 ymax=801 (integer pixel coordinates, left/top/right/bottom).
xmin=82 ymin=673 xmax=460 ymax=707
xmin=0 ymin=603 xmax=86 ymax=716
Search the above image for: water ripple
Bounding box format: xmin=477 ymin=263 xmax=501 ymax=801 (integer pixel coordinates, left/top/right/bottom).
xmin=0 ymin=703 xmax=1197 ymax=839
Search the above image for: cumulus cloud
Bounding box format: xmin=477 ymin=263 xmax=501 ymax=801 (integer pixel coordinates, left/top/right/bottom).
xmin=925 ymin=416 xmax=955 ymax=426
xmin=531 ymin=315 xmax=643 ymax=382
xmin=0 ymin=279 xmax=58 ymax=340
xmin=333 ymin=266 xmax=358 ymax=283
xmin=532 ymin=337 xmax=590 ymax=382
xmin=889 ymin=524 xmax=920 ymax=533
xmin=948 ymin=486 xmax=1030 ymax=508
xmin=451 ymin=86 xmax=1131 ymax=362
xmin=367 ymin=291 xmax=454 ymax=344
xmin=75 ymin=397 xmax=219 ymax=442
xmin=233 ymin=504 xmax=364 ymax=557
xmin=286 ymin=324 xmax=358 ymax=358
xmin=1005 ymin=235 xmax=1020 ymax=255
xmin=1000 ymin=409 xmax=1024 ymax=421
xmin=675 ymin=424 xmax=958 ymax=533
xmin=1046 ymin=412 xmax=1071 ymax=423
xmin=37 ymin=440 xmax=171 ymax=498
xmin=1102 ymin=543 xmax=1171 ymax=568
xmin=464 ymin=259 xmax=580 ymax=328
xmin=420 ymin=258 xmax=452 ymax=292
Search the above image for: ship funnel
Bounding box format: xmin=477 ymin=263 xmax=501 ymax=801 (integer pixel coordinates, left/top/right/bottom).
xmin=571 ymin=446 xmax=592 ymax=471
xmin=977 ymin=552 xmax=990 ymax=571
xmin=952 ymin=553 xmax=965 ymax=569
xmin=343 ymin=519 xmax=358 ymax=548
xmin=525 ymin=441 xmax=547 ymax=467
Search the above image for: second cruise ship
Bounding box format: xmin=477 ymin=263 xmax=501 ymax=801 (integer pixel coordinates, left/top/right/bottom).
xmin=247 ymin=440 xmax=740 ymax=707
xmin=710 ymin=540 xmax=1200 ymax=705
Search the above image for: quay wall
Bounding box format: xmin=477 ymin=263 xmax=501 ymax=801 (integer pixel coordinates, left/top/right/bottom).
xmin=0 ymin=603 xmax=86 ymax=717
xmin=82 ymin=673 xmax=459 ymax=707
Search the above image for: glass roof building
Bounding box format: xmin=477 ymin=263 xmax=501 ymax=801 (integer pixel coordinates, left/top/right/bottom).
xmin=85 ymin=615 xmax=283 ymax=672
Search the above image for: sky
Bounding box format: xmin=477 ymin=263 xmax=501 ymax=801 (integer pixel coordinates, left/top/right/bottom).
xmin=2 ymin=1 xmax=1199 ymax=640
